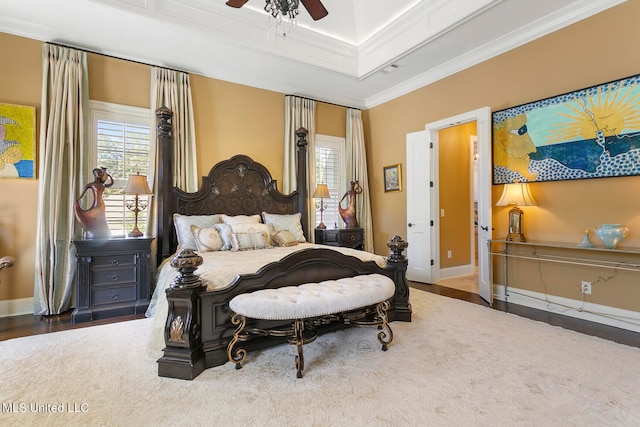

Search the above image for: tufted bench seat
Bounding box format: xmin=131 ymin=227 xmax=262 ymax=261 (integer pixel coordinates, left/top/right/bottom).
xmin=227 ymin=273 xmax=395 ymax=378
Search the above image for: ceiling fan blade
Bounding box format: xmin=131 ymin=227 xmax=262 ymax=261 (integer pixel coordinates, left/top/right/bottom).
xmin=300 ymin=0 xmax=328 ymax=20
xmin=226 ymin=0 xmax=249 ymax=8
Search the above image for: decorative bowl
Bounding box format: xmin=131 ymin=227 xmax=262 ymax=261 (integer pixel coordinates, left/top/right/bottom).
xmin=595 ymin=224 xmax=629 ymax=249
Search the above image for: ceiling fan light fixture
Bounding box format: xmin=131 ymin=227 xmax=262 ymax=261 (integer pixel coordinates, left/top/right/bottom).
xmin=265 ymin=0 xmax=299 ymax=36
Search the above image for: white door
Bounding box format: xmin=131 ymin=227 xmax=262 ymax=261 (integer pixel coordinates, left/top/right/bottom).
xmin=475 ymin=109 xmax=493 ymax=304
xmin=416 ymin=107 xmax=493 ymax=303
xmin=406 ymin=131 xmax=434 ymax=283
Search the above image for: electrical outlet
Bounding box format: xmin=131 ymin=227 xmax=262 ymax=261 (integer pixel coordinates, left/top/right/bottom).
xmin=581 ymin=281 xmax=592 ymax=294
xmin=447 ymin=250 xmax=452 ymax=259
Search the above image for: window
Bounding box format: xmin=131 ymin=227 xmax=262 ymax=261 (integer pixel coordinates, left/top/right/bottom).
xmin=312 ymin=135 xmax=346 ymax=230
xmin=89 ymin=101 xmax=153 ymax=237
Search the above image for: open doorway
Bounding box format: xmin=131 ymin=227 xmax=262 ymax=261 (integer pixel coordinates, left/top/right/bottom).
xmin=405 ymin=106 xmax=492 ymax=304
xmin=438 ymin=123 xmax=478 ymax=294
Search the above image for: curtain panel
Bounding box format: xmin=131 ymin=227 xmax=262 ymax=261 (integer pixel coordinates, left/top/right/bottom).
xmin=283 ymin=96 xmax=316 ymax=194
xmin=346 ymin=108 xmax=374 ymax=253
xmin=150 ymin=68 xmax=198 ymax=193
xmin=34 ymin=44 xmax=89 ymax=315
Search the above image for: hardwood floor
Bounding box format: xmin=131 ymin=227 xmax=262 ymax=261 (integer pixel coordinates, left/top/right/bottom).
xmin=1 ymin=283 xmax=639 ymax=350
xmin=0 ymin=311 xmax=145 ymax=342
xmin=411 ymin=281 xmax=640 ymax=348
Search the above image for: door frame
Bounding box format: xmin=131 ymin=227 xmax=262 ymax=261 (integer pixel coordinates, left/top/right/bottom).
xmin=426 ymin=107 xmax=493 ymax=303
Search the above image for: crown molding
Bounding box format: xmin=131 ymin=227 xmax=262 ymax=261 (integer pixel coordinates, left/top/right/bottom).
xmin=364 ymin=0 xmax=627 ymax=108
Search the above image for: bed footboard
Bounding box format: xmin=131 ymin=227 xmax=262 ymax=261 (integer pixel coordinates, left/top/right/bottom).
xmin=157 ymin=236 xmax=410 ymax=380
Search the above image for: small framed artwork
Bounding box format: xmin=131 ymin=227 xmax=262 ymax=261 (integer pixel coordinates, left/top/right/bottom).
xmin=0 ymin=102 xmax=36 ymax=179
xmin=383 ymin=164 xmax=402 ymax=192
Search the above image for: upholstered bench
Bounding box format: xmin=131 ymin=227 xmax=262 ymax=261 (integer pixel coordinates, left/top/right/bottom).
xmin=227 ymin=273 xmax=395 ymax=378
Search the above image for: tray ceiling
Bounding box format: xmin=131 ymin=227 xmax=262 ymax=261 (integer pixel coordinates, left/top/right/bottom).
xmin=0 ymin=0 xmax=625 ymax=108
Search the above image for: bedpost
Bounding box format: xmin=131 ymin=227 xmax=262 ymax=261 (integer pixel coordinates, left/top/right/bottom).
xmin=295 ymin=127 xmax=309 ymax=239
xmin=156 ymin=107 xmax=173 ymax=267
xmin=386 ymin=235 xmax=412 ymax=322
xmin=157 ymin=250 xmax=206 ymax=380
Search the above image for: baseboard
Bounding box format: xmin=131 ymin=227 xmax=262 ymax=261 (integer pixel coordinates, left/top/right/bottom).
xmin=440 ymin=263 xmax=474 ymax=280
xmin=494 ymin=285 xmax=640 ymax=334
xmin=0 ymin=297 xmax=34 ymax=317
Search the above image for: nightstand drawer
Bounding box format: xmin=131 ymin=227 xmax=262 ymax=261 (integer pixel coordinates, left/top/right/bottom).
xmin=92 ymin=254 xmax=136 ymax=267
xmin=92 ymin=266 xmax=136 ymax=286
xmin=92 ymin=285 xmax=137 ymax=305
xmin=339 ymin=230 xmax=362 ymax=246
xmin=321 ymin=230 xmax=339 ymax=243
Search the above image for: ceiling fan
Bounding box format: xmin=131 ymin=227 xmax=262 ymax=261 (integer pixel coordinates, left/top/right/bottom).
xmin=226 ymin=0 xmax=329 ymax=21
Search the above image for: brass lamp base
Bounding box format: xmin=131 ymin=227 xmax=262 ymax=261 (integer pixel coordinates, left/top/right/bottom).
xmin=505 ymin=232 xmax=526 ymax=242
xmin=128 ymin=227 xmax=143 ymax=238
xmin=505 ymin=205 xmax=526 ymax=242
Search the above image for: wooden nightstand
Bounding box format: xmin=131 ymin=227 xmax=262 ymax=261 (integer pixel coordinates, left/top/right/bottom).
xmin=72 ymin=237 xmax=153 ymax=323
xmin=315 ymin=227 xmax=364 ymax=250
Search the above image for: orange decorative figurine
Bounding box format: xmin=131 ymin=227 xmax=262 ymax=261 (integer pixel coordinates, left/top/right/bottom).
xmin=74 ymin=167 xmax=114 ymax=239
xmin=338 ymin=180 xmax=362 ymax=228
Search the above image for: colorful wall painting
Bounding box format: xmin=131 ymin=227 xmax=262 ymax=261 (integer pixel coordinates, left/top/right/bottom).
xmin=493 ymin=74 xmax=640 ymax=184
xmin=0 ymin=103 xmax=36 ymax=179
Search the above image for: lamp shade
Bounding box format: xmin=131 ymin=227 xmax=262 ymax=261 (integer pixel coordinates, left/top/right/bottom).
xmin=312 ymin=183 xmax=330 ymax=199
xmin=496 ymin=182 xmax=536 ymax=207
xmin=122 ymin=173 xmax=152 ymax=195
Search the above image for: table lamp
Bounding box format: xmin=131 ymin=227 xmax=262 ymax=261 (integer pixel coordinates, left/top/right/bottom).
xmin=122 ymin=172 xmax=152 ymax=237
xmin=312 ymin=183 xmax=331 ymax=230
xmin=496 ymin=182 xmax=537 ymax=242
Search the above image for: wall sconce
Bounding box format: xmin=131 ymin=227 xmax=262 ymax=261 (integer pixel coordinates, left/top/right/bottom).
xmin=122 ymin=173 xmax=152 ymax=237
xmin=496 ymin=182 xmax=537 ymax=242
xmin=312 ymin=183 xmax=331 ymax=230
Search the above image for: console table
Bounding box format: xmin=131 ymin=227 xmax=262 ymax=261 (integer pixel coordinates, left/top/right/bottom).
xmin=488 ymin=239 xmax=640 ymax=301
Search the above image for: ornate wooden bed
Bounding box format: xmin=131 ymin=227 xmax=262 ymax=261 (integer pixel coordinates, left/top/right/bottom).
xmin=154 ymin=107 xmax=411 ymax=380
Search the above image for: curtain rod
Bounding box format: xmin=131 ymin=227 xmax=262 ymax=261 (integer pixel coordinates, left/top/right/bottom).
xmin=45 ymin=41 xmax=187 ymax=74
xmin=286 ymin=94 xmax=361 ymax=111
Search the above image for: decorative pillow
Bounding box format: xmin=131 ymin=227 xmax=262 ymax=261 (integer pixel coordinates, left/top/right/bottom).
xmin=262 ymin=212 xmax=305 ymax=242
xmin=173 ymin=214 xmax=223 ymax=250
xmin=190 ymin=225 xmax=224 ymax=252
xmin=213 ymin=223 xmax=234 ymax=251
xmin=230 ymin=222 xmax=271 ymax=236
xmin=221 ymin=214 xmax=261 ymax=225
xmin=271 ymin=229 xmax=299 ymax=247
xmin=231 ymin=232 xmax=272 ymax=252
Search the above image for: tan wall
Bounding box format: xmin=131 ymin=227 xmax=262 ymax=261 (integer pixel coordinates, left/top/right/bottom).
xmin=0 ymin=32 xmax=349 ymax=307
xmin=367 ymin=0 xmax=640 ymax=310
xmin=439 ymin=122 xmax=476 ymax=268
xmin=0 ymin=34 xmax=42 ymax=302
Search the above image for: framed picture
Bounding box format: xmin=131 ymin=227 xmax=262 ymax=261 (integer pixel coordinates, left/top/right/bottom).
xmin=383 ymin=164 xmax=402 ymax=192
xmin=492 ymin=73 xmax=640 ymax=184
xmin=0 ymin=103 xmax=36 ymax=179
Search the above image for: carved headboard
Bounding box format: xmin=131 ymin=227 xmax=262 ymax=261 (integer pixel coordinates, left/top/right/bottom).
xmin=155 ymin=107 xmax=309 ymax=264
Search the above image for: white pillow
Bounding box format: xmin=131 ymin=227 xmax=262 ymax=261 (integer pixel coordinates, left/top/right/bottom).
xmin=190 ymin=225 xmax=224 ymax=252
xmin=213 ymin=224 xmax=234 ymax=251
xmin=173 ymin=214 xmax=223 ymax=250
xmin=262 ymin=212 xmax=305 ymax=242
xmin=221 ymin=214 xmax=261 ymax=225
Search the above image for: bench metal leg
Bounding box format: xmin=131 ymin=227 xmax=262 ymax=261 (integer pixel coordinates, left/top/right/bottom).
xmin=228 ymin=313 xmax=247 ymax=369
xmin=376 ymin=301 xmax=393 ymax=351
xmin=293 ymin=319 xmax=305 ymax=378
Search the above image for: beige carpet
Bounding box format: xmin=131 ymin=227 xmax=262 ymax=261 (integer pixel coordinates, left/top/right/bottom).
xmin=1 ymin=289 xmax=639 ymax=426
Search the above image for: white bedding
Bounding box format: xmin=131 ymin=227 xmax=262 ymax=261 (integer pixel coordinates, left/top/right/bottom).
xmin=146 ymin=243 xmax=388 ymax=356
